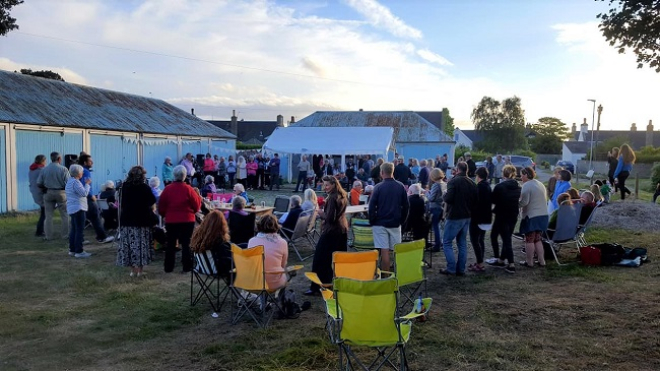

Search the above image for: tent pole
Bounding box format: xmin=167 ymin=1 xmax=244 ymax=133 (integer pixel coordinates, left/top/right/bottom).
xmin=288 ymin=154 xmax=293 ymax=184
xmin=341 ymin=154 xmax=346 ymax=173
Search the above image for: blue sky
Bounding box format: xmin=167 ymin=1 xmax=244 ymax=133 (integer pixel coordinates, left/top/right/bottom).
xmin=0 ymin=0 xmax=656 ymax=131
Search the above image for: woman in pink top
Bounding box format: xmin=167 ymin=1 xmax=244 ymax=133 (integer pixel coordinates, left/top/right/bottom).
xmin=247 ymin=214 xmax=288 ymax=290
xmin=203 ymin=153 xmax=216 ymax=179
xmin=246 ymin=155 xmax=258 ymax=190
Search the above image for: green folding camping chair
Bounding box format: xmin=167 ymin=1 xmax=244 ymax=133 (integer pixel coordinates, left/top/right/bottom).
xmin=330 ymin=277 xmax=432 ymax=371
xmin=390 ymin=239 xmax=428 ymax=313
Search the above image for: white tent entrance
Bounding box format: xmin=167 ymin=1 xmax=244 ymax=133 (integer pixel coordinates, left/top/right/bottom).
xmin=262 ymin=127 xmax=394 ymax=182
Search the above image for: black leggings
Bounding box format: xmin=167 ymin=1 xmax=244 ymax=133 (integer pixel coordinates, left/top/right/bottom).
xmin=469 ymin=221 xmax=486 ymax=264
xmin=617 ymin=171 xmax=631 ymax=200
xmin=164 ymin=222 xmax=195 ymax=272
xmin=491 ymin=216 xmax=517 ymax=264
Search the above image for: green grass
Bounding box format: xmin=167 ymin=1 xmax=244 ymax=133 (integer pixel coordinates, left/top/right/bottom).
xmin=1 ymin=208 xmax=660 ymax=370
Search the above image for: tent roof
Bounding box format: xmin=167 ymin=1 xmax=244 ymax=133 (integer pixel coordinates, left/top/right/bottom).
xmin=263 ymin=127 xmax=394 ymax=155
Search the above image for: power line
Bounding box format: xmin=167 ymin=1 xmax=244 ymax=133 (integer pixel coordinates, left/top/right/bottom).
xmin=15 ymin=31 xmax=418 ymax=90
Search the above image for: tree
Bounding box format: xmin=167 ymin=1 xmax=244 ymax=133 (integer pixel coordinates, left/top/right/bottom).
xmin=597 ymin=0 xmax=660 ymax=72
xmin=442 ymin=108 xmax=455 ymax=137
xmin=528 ymin=117 xmax=571 ymax=154
xmin=588 ymin=134 xmax=630 ymax=161
xmin=19 ymin=69 xmax=66 ymax=82
xmin=0 ymin=0 xmax=23 ymax=36
xmin=471 ymin=96 xmax=527 ymax=153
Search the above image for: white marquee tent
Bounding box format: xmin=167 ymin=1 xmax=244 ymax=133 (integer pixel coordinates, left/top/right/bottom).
xmin=262 ymin=126 xmax=394 ymax=181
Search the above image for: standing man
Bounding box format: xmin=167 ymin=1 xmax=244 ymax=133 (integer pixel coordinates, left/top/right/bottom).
xmin=441 ymin=162 xmax=477 ymax=276
xmin=493 ymin=154 xmax=504 ymax=184
xmin=439 ymin=155 xmax=449 ymax=174
xmin=256 ymin=153 xmax=266 ymax=190
xmin=180 ymin=153 xmax=195 ymax=184
xmin=362 ymin=155 xmax=372 ymax=175
xmin=465 ymin=152 xmax=477 ymax=179
xmin=79 ymin=154 xmax=114 ymax=243
xmin=368 ymin=162 xmax=409 ymax=270
xmin=393 ymin=157 xmax=411 ymax=185
xmin=37 ymin=152 xmax=70 ymax=240
xmin=268 ymin=153 xmax=281 ymax=191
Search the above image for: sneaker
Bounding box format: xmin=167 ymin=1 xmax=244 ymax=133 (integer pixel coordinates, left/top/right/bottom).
xmin=505 ymin=266 xmax=516 ymax=274
xmin=83 ymin=240 xmax=91 ymax=245
xmin=487 ymin=260 xmax=506 ymax=267
xmin=98 ymin=236 xmax=114 ymax=244
xmin=485 ymin=257 xmax=499 ymax=264
xmin=68 ymin=251 xmax=75 ymax=257
xmin=74 ymin=251 xmax=92 ymax=258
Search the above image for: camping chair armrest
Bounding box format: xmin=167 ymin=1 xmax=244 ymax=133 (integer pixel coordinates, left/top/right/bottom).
xmin=304 ymin=272 xmax=332 ymax=287
xmin=400 ymin=298 xmax=433 ymax=320
xmin=379 ymin=269 xmax=394 ymax=278
xmin=286 ymin=264 xmax=304 ymax=273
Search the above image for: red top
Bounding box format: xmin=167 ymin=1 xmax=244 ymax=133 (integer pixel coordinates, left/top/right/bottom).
xmin=204 ymin=158 xmax=216 ymax=172
xmin=158 ymin=181 xmax=201 ymax=223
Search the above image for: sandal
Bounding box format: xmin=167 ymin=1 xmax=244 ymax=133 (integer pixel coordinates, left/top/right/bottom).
xmin=473 ymin=265 xmax=485 ymax=272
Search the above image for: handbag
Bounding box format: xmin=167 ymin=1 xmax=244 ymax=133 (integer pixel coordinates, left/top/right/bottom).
xmin=579 ymin=245 xmax=601 ymax=266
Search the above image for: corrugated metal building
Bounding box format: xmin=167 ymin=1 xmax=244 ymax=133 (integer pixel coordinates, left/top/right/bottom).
xmin=0 ymin=70 xmax=235 ymax=212
xmin=291 ymin=111 xmax=455 ymax=165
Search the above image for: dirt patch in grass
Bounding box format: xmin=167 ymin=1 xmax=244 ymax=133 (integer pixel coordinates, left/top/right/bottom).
xmin=591 ymin=200 xmax=660 ymax=232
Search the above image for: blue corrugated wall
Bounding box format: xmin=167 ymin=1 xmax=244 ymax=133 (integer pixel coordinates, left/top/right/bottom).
xmin=89 ymin=134 xmax=138 ymax=193
xmin=15 ymin=130 xmax=84 ymax=210
xmin=181 ymin=141 xmax=204 ymax=161
xmin=0 ymin=128 xmax=6 ymax=212
xmin=142 ymin=142 xmax=178 ymax=187
xmin=395 ymin=143 xmax=455 ymax=167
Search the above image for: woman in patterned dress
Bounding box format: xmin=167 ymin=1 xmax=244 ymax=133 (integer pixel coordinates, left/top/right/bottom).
xmin=117 ymin=166 xmax=157 ymax=277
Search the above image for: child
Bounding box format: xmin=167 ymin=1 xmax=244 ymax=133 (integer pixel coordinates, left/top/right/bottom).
xmin=596 ymin=179 xmax=611 ymax=203
xmin=590 ymin=184 xmax=603 ymax=203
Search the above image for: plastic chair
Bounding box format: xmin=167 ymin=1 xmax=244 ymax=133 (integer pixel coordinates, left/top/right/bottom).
xmin=544 ymin=202 xmax=583 ymax=265
xmin=229 ymin=244 xmax=302 ymax=328
xmin=190 ymin=250 xmax=230 ymax=314
xmin=330 ymin=277 xmax=432 ymax=371
xmin=390 ymin=240 xmax=427 ymax=313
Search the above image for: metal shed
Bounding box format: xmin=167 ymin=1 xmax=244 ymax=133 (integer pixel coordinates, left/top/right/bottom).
xmin=0 ymin=69 xmax=236 ymax=212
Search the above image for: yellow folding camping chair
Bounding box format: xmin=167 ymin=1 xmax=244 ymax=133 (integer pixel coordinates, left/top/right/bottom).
xmin=230 ymin=244 xmax=302 ymax=328
xmin=330 ymin=277 xmax=432 ymax=371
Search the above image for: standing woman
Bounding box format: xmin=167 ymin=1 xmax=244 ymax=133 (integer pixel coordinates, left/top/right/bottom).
xmin=410 ymin=158 xmax=421 ymax=181
xmin=468 ymin=167 xmax=492 ymax=272
xmin=226 ymin=155 xmax=237 ymax=187
xmin=162 ymin=157 xmax=174 ymax=186
xmin=236 ymin=155 xmax=247 ymax=188
xmin=203 ymin=153 xmax=216 ymax=180
xmin=66 ymin=164 xmax=92 ymax=258
xmin=29 ymin=154 xmax=47 ymax=237
xmin=305 ymin=176 xmax=348 ymax=296
xmin=489 ymin=165 xmax=521 ymax=274
xmin=613 ymin=143 xmax=635 ymax=200
xmin=158 ymin=165 xmax=202 ymax=273
xmin=427 ymin=168 xmax=445 ymax=252
xmin=118 ymin=166 xmax=157 ymax=277
xmin=246 ymin=155 xmax=258 ymax=190
xmin=295 ymin=155 xmax=311 ymax=192
xmin=607 ymin=147 xmax=619 ymax=192
xmin=518 ymin=167 xmax=549 ymax=268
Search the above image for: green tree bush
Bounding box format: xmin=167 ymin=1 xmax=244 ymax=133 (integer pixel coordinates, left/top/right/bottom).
xmin=649 ymin=163 xmax=660 ymax=192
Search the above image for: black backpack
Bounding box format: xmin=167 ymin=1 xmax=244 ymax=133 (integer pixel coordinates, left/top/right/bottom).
xmin=277 ymin=289 xmax=301 ymax=319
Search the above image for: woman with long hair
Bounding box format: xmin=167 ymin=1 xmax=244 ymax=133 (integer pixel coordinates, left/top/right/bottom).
xmin=607 ymin=147 xmax=619 ymax=192
xmin=305 ymin=176 xmax=348 ymax=296
xmin=118 ymin=166 xmax=157 ymax=276
xmin=614 ymin=143 xmax=636 ymax=200
xmin=190 ymin=210 xmax=232 ymax=279
xmin=302 ymin=188 xmax=318 ymax=212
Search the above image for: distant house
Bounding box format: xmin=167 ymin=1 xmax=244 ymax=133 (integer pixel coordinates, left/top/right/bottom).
xmin=290 ymin=110 xmax=456 ymax=165
xmin=208 ymin=112 xmax=285 ymax=145
xmin=453 ymin=128 xmax=474 ymax=148
xmin=571 ymin=121 xmax=659 ymax=149
xmin=0 ymin=69 xmax=235 ymax=212
xmin=562 ymin=141 xmax=589 ymax=165
xmin=461 ymin=128 xmax=537 ymax=151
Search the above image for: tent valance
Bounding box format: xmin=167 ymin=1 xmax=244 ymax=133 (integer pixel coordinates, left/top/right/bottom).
xmin=262 ymin=127 xmax=394 ymax=156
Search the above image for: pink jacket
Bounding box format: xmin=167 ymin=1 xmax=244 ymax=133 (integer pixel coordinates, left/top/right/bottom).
xmin=246 ymin=161 xmax=258 ymax=176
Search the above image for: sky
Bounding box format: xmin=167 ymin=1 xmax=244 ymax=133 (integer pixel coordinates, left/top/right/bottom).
xmin=1 ymin=0 xmax=658 ymax=131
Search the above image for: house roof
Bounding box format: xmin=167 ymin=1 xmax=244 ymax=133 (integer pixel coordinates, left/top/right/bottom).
xmin=291 ymin=111 xmax=454 ymax=142
xmin=207 ymin=120 xmax=279 ymax=144
xmin=572 ymin=129 xmax=660 ymax=149
xmin=415 ymin=111 xmax=443 ymax=131
xmin=460 ymin=130 xmax=484 ymax=144
xmin=563 ymin=141 xmax=590 ymax=154
xmin=0 ymin=69 xmax=235 ymax=138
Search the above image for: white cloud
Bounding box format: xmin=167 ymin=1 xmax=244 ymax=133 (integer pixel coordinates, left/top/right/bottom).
xmin=343 ymin=0 xmax=423 ymax=39
xmin=417 ymin=48 xmax=453 ymax=67
xmin=0 ymin=58 xmax=88 ymax=85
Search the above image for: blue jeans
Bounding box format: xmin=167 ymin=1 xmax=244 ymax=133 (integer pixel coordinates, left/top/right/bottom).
xmin=431 ymin=208 xmax=443 ymax=251
xmin=442 ymin=218 xmax=470 ymax=274
xmin=69 ymin=210 xmax=86 ymax=254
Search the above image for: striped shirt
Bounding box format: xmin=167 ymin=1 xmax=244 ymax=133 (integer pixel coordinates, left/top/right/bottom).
xmin=65 ymin=178 xmax=90 ymax=214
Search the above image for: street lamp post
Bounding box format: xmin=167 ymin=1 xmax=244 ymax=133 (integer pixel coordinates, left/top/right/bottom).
xmin=587 ymin=99 xmax=596 ymax=174
xmin=596 ymin=104 xmax=603 ymax=155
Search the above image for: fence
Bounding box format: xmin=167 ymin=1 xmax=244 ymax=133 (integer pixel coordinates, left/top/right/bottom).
xmin=576 ymin=160 xmax=657 ymax=178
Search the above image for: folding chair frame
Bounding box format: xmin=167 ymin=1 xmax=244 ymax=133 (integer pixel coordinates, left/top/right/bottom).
xmin=279 ymin=210 xmax=317 ymax=261
xmin=543 ymin=203 xmax=583 ymax=266
xmin=190 ymin=251 xmax=230 ymax=314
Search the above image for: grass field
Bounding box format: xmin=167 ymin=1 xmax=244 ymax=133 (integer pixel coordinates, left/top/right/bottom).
xmin=1 ymin=189 xmax=659 ymax=370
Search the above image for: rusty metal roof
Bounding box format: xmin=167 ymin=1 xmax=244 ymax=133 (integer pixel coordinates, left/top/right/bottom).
xmin=291 ymin=111 xmax=454 ymax=142
xmin=0 ymin=70 xmax=235 ymax=138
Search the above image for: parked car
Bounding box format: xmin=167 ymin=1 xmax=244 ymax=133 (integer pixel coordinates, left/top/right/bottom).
xmin=506 ymin=155 xmax=535 ymax=178
xmin=555 ymin=160 xmax=575 ymax=174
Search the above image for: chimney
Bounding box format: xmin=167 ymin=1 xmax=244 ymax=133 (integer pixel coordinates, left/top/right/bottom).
xmin=191 ymin=108 xmax=195 ymax=116
xmin=579 ymin=118 xmax=588 ymax=141
xmin=276 ymin=114 xmax=284 ymax=127
xmin=571 ymin=122 xmax=577 ymax=134
xmin=647 ymin=120 xmax=654 ymax=147
xmin=290 ymin=116 xmax=295 ymax=124
xmin=631 ymin=122 xmax=637 ymax=131
xmin=231 ymin=110 xmax=238 ymax=136
xmin=359 ymin=108 xmax=363 ymax=111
